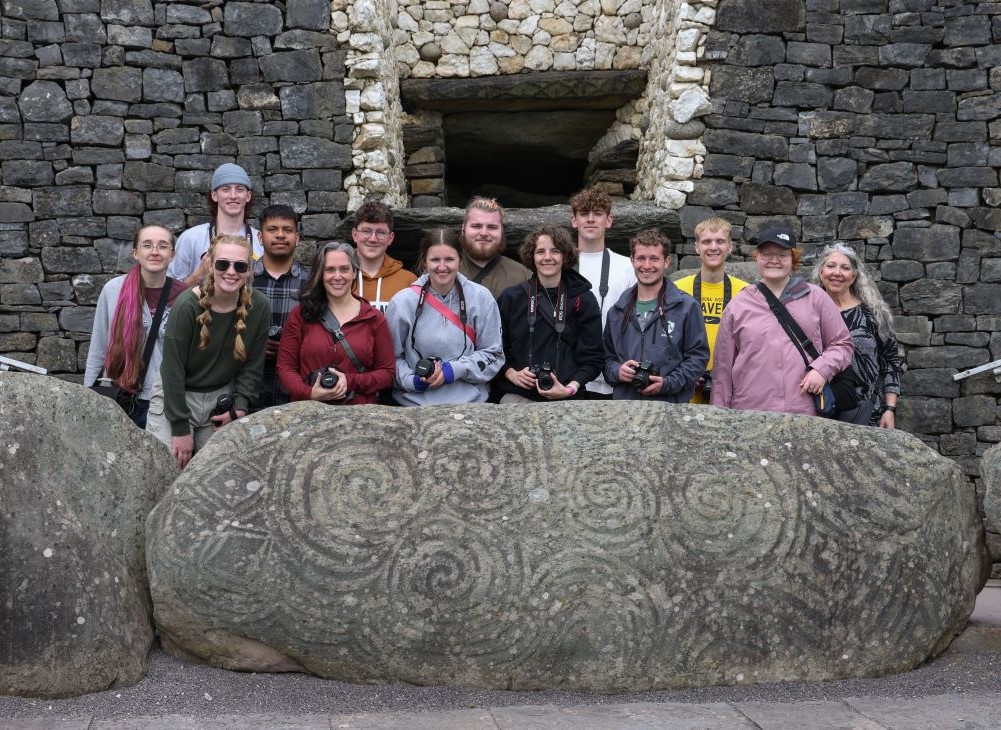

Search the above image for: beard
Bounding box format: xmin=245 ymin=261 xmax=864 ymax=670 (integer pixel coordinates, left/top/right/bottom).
xmin=461 ymin=232 xmax=506 ymax=263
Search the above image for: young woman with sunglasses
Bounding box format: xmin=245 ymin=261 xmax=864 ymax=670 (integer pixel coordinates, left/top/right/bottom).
xmin=277 ymin=242 xmax=394 ymax=404
xmin=85 ymin=225 xmax=187 ymax=427
xmin=385 ymin=228 xmax=504 ymax=406
xmin=147 ymin=234 xmax=270 ymax=468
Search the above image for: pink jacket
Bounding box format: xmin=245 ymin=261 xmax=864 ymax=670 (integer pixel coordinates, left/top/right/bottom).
xmin=710 ymin=279 xmax=853 ymax=416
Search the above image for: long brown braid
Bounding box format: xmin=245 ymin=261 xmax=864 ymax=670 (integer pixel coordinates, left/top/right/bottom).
xmin=196 ymin=234 xmax=253 ymax=361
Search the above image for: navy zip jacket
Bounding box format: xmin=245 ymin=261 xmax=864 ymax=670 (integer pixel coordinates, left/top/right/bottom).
xmin=496 ymin=268 xmax=603 ymax=401
xmin=602 ymin=277 xmax=709 ymax=402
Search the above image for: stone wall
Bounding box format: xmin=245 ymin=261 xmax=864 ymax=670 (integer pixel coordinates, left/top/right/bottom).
xmin=682 ymin=0 xmax=1001 ymax=519
xmin=0 ymin=0 xmax=351 ymax=372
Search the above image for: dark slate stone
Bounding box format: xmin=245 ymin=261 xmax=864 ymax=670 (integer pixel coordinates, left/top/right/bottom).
xmin=896 ymin=396 xmax=953 ymax=434
xmin=817 ymin=157 xmax=857 ymax=191
xmin=21 ymin=313 xmax=60 ymax=334
xmin=40 ymin=246 xmax=101 ymax=273
xmin=840 ymin=0 xmax=886 ymax=11
xmin=704 ymin=154 xmax=754 ymax=179
xmin=933 ymin=121 xmax=988 ymax=143
xmin=142 ymin=68 xmax=184 ymax=103
xmin=798 ymin=111 xmax=855 ymax=139
xmin=0 ymin=203 xmax=33 ymax=222
xmin=906 ymin=189 xmax=948 ymax=208
xmin=297 ymin=120 xmax=333 ymax=139
xmin=878 ymin=43 xmax=931 ymax=68
xmin=844 ymin=14 xmax=891 ymax=43
xmin=958 ymin=95 xmax=1000 ymax=122
xmin=855 ymin=67 xmax=909 ymax=91
xmin=869 ymin=195 xmax=909 ymax=214
xmin=182 ymin=58 xmax=229 ymax=93
xmin=70 ymin=115 xmax=124 ymax=146
xmin=687 ymin=179 xmax=739 ymax=207
xmin=704 ymin=130 xmax=788 ymax=160
xmin=773 ymin=162 xmax=817 ymax=191
xmin=899 ymin=280 xmax=963 ymax=315
xmin=26 ymin=20 xmax=65 ymax=43
xmin=837 ymin=215 xmax=894 ymax=239
xmin=947 ymin=69 xmax=988 ymax=92
xmin=3 ymin=0 xmax=59 ymax=20
xmin=157 ymin=23 xmax=201 ymax=40
xmin=1 ymin=283 xmax=41 ymax=305
xmin=858 ymin=161 xmax=917 ymax=192
xmin=58 ymin=306 xmax=96 ymax=333
xmin=279 ymin=136 xmax=351 ymax=169
xmin=210 ymin=35 xmax=253 ymax=59
xmin=287 ymin=0 xmax=330 ymax=31
xmin=100 ymin=0 xmax=152 ymax=25
xmin=279 ymin=81 xmax=347 ymax=120
xmin=937 ymin=167 xmax=998 ymax=188
xmin=33 ymin=185 xmax=91 ymax=217
xmin=1 ymin=160 xmax=53 ymax=186
xmin=855 ymin=113 xmax=934 ymax=139
xmin=969 ymin=208 xmax=1001 ymax=233
xmin=90 ymin=66 xmax=141 ymax=102
xmin=801 ymin=214 xmax=837 ymax=241
xmin=910 ymin=69 xmax=945 ymax=91
xmin=727 ymin=35 xmax=785 ymax=66
xmin=237 ymin=137 xmax=277 ymax=156
xmin=92 ymin=190 xmax=143 ymax=215
xmin=259 ymin=50 xmax=323 ymax=83
xmin=881 ymin=259 xmax=924 ymax=282
xmin=221 ymin=110 xmax=263 ymax=136
xmin=164 ymin=4 xmax=211 ymax=24
xmin=174 ymin=38 xmax=211 ymax=56
xmin=773 ymin=81 xmax=832 ymax=109
xmin=230 ymin=58 xmax=261 ymax=85
xmin=892 ymin=225 xmax=961 ymax=262
xmin=901 ymin=90 xmax=956 ymax=114
xmin=787 ymin=42 xmax=830 ymax=67
xmin=224 ymin=2 xmax=283 ymax=37
xmin=804 ymin=67 xmax=851 ymax=86
xmin=123 ymin=161 xmax=173 ymax=191
xmin=715 ymin=0 xmax=805 ymax=33
xmin=0 ymin=231 xmax=29 ymax=257
xmin=302 ymin=169 xmax=342 ymax=191
xmin=944 ymin=15 xmax=992 ymax=47
xmin=926 ymin=262 xmax=956 ymax=280
xmin=17 ymin=80 xmax=72 ymax=122
xmin=61 ymin=42 xmax=101 ymax=67
xmin=739 ymin=183 xmax=797 ymax=214
xmin=927 ymin=48 xmax=977 ymax=69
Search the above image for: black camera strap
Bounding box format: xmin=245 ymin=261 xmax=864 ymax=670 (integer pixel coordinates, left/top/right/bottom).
xmin=322 ymin=308 xmax=367 ymax=373
xmin=756 ymin=282 xmax=819 ymax=367
xmin=411 ymin=280 xmax=469 ymax=361
xmin=471 ymin=255 xmax=501 ymax=284
xmin=692 ymin=272 xmax=732 ymax=323
xmin=525 ymin=277 xmax=566 ymax=370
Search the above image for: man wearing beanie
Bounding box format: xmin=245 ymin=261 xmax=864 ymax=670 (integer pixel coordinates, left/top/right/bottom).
xmin=168 ymin=162 xmax=264 ymax=287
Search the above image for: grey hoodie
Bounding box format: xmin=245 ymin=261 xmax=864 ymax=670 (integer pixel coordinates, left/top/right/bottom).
xmin=385 ymin=272 xmax=505 ymax=406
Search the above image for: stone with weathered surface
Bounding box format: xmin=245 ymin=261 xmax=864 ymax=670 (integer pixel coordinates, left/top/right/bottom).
xmin=147 ymin=401 xmax=987 ymax=693
xmin=0 ymin=372 xmax=178 ymax=698
xmin=985 ymin=444 xmax=1001 ymax=539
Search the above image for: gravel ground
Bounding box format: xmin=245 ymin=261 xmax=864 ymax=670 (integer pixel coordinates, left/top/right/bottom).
xmin=2 ymin=645 xmax=1000 ymax=721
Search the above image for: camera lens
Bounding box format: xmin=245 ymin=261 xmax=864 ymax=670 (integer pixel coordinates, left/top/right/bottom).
xmin=415 ymin=358 xmax=434 ymax=378
xmin=320 ymin=371 xmax=337 ymax=389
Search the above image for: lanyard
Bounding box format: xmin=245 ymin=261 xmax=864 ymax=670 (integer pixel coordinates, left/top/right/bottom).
xmin=410 ymin=281 xmax=473 ymax=359
xmin=692 ymin=273 xmax=731 ymax=323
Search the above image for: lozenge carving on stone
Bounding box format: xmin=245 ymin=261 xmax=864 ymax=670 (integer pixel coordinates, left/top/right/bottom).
xmin=146 ymin=401 xmax=987 ymax=692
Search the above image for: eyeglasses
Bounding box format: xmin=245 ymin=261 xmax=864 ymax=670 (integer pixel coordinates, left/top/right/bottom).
xmin=355 ymin=228 xmax=391 ymax=240
xmin=214 ymin=259 xmax=250 ymax=273
xmin=757 ymin=250 xmax=792 ymax=261
xmin=138 ymin=243 xmax=172 ymax=252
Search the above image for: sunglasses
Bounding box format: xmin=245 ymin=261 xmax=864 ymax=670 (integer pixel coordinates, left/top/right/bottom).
xmin=214 ymin=258 xmax=250 ymax=273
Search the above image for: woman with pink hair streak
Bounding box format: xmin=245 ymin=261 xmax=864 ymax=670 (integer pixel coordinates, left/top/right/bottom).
xmin=85 ymin=225 xmax=187 ymax=427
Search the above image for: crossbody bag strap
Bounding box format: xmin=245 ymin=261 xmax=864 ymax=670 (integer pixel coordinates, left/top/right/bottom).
xmin=134 ymin=277 xmax=174 ymax=387
xmin=322 ymin=309 xmax=367 ymax=373
xmin=755 ymin=282 xmax=820 ymax=367
xmin=409 ymin=283 xmax=478 ymax=346
xmin=472 ymin=256 xmax=500 ymax=284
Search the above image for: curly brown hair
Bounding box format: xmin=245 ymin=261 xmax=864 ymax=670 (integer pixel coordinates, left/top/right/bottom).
xmin=569 ymin=187 xmax=612 ymax=215
xmin=629 ymin=228 xmax=671 ymax=257
xmin=519 ymin=224 xmax=578 ymax=271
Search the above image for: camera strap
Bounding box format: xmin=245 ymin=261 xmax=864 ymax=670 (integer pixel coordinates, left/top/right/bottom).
xmin=410 ymin=281 xmax=475 ymax=359
xmin=525 ymin=277 xmax=566 ymax=369
xmin=471 ymin=256 xmax=501 ymax=284
xmin=692 ymin=272 xmax=731 ymax=324
xmin=321 ymin=309 xmax=367 ymax=373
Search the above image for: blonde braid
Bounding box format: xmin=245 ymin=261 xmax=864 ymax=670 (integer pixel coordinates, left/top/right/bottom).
xmin=232 ymin=284 xmax=251 ymax=362
xmin=196 ymin=274 xmax=215 ymax=350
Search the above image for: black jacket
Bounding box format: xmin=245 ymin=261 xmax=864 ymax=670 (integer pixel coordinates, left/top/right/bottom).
xmin=496 ymin=269 xmax=603 ymax=401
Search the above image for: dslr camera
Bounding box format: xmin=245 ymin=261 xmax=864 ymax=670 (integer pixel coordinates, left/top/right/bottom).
xmin=701 ymin=370 xmax=713 ymax=396
xmin=211 ymin=393 xmax=238 ymax=420
xmin=529 ymin=362 xmax=555 ymax=390
xmin=632 ymin=360 xmax=655 ymax=390
xmin=415 ymin=356 xmax=441 ymax=379
xmin=268 ymin=324 xmax=282 ymax=340
xmin=308 ymin=367 xmax=338 ymax=389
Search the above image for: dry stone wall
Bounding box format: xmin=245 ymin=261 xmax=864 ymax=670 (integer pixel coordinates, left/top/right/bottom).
xmin=0 ymin=0 xmax=351 ymax=373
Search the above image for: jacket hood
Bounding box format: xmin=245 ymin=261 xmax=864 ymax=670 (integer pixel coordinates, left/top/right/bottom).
xmin=363 ymin=254 xmax=405 ymax=280
xmin=779 ymin=276 xmax=811 ymax=303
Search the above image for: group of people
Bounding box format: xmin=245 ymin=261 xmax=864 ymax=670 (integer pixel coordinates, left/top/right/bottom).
xmin=85 ymin=164 xmax=903 ymax=470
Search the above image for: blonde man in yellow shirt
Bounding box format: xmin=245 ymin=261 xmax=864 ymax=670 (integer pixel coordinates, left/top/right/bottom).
xmin=674 ymin=217 xmax=748 ymax=403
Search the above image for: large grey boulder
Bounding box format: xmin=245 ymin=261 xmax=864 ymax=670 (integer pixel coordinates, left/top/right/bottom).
xmin=0 ymin=373 xmax=178 ymax=698
xmin=147 ymin=401 xmax=987 ymax=693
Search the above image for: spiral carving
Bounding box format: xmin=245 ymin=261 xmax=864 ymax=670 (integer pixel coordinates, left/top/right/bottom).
xmin=147 ymin=402 xmax=986 ymax=692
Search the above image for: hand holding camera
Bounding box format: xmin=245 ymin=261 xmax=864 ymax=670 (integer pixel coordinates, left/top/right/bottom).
xmin=619 ymin=359 xmax=664 ymax=396
xmin=415 ymin=356 xmax=445 ymax=388
xmin=209 ymin=392 xmax=243 ymax=429
xmin=265 ymin=324 xmax=282 ymax=360
xmin=308 ymin=366 xmax=348 ymax=401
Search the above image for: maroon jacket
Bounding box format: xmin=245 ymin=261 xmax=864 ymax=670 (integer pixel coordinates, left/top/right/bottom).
xmin=277 ymin=297 xmax=394 ymax=405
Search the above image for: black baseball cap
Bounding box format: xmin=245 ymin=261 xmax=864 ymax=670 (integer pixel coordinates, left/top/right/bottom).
xmin=756 ymin=225 xmax=797 ymax=249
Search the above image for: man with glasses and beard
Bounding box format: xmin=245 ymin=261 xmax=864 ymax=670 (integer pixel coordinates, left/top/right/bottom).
xmin=351 ymin=201 xmax=417 ymax=312
xmin=458 ymin=196 xmax=530 ymax=299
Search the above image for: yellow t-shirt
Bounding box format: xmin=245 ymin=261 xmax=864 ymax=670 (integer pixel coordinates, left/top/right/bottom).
xmin=675 ymin=273 xmax=749 ymax=403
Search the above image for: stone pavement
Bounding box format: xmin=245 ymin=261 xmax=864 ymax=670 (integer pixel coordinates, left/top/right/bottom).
xmin=2 ymin=583 xmax=1000 ymax=730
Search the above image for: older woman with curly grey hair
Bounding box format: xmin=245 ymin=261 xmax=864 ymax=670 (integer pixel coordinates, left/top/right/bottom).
xmin=812 ymin=243 xmax=902 ymax=428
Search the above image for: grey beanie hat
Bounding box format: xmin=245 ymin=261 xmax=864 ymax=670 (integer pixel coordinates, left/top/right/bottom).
xmin=211 ymin=163 xmax=251 ymax=190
